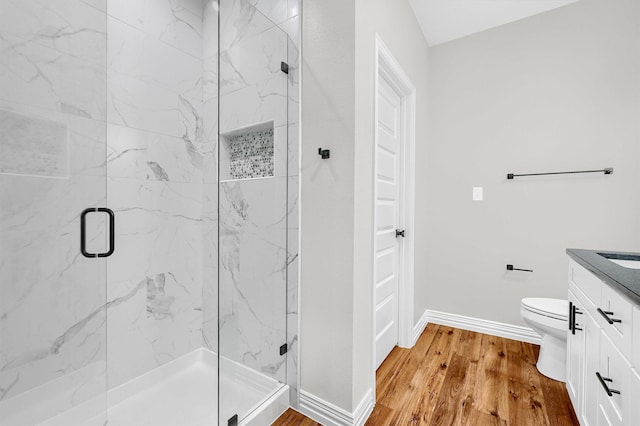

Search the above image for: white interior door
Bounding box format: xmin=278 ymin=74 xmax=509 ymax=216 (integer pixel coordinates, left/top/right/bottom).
xmin=374 ymin=76 xmax=404 ymax=370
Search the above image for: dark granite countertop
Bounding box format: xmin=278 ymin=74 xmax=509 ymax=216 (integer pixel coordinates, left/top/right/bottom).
xmin=567 ymin=248 xmax=640 ymax=306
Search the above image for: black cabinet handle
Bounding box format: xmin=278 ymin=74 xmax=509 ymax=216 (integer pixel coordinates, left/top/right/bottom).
xmin=81 ymin=208 xmax=115 ymax=258
xmin=569 ymin=302 xmax=584 ymax=334
xmin=597 ymin=308 xmax=622 ymax=325
xmin=596 ymin=372 xmax=621 ymax=396
xmin=573 ymin=307 xmax=582 ymax=333
xmin=395 ymin=229 xmax=405 ymax=238
xmin=569 ymin=303 xmax=584 ymax=334
xmin=569 ymin=301 xmax=574 ymax=331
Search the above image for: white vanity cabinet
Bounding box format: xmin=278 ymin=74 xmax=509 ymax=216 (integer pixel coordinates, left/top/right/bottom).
xmin=566 ymin=289 xmax=585 ymax=413
xmin=567 ymin=281 xmax=600 ymax=425
xmin=566 ymin=259 xmax=639 ymax=426
xmin=631 ymin=369 xmax=640 ymax=423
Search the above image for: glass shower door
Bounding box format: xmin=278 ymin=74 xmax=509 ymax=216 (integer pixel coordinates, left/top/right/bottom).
xmin=0 ymin=1 xmax=109 ymax=424
xmin=218 ymin=0 xmax=290 ymax=423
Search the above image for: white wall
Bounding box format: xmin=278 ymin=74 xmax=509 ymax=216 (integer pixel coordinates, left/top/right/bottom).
xmin=302 ymin=0 xmax=640 ymax=417
xmin=301 ymin=0 xmax=430 ymax=414
xmin=301 ymin=0 xmax=357 ymax=411
xmin=417 ymin=0 xmax=640 ymax=326
xmin=353 ymin=0 xmax=430 ymax=408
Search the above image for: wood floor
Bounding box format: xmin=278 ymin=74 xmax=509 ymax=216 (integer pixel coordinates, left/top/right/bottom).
xmin=274 ymin=324 xmax=579 ymax=425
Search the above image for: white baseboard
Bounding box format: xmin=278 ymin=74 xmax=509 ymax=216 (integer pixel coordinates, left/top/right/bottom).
xmin=353 ymin=389 xmax=375 ymax=426
xmin=422 ymin=310 xmax=542 ymax=345
xmin=413 ymin=309 xmax=429 ymax=345
xmin=299 ymin=388 xmax=374 ymax=426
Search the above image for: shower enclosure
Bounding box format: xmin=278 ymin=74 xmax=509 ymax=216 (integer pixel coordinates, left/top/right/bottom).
xmin=0 ymin=0 xmax=300 ymax=424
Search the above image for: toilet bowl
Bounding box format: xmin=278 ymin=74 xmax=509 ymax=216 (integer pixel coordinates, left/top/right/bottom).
xmin=520 ymin=298 xmax=569 ymax=382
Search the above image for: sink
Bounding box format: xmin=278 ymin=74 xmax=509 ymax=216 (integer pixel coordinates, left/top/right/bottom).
xmin=598 ymin=252 xmax=640 ymax=270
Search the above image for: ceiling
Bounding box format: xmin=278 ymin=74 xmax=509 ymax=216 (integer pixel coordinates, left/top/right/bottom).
xmin=409 ymin=0 xmax=579 ymax=46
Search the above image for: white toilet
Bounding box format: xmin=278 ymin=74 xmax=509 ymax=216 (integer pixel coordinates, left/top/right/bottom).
xmin=520 ymin=297 xmax=569 ymax=382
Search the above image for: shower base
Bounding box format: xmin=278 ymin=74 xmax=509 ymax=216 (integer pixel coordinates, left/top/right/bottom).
xmin=3 ymin=349 xmax=288 ymax=426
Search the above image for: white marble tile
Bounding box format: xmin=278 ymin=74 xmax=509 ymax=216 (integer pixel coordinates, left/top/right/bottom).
xmin=107 ymin=72 xmax=182 ymax=137
xmin=0 ymin=35 xmax=106 ymax=120
xmin=107 ymin=17 xmax=202 ymax=95
xmin=249 ymin=0 xmax=289 ymax=25
xmin=202 ymin=138 xmax=219 ymax=184
xmin=1 ymin=0 xmax=302 ymax=415
xmin=203 ymin=1 xmax=219 ymax=103
xmin=203 ymin=57 xmax=218 ymax=104
xmin=180 ymin=92 xmax=204 ymax=146
xmin=218 ymin=178 xmax=288 ymax=382
xmin=287 ymin=35 xmax=300 ymax=179
xmin=106 ymin=16 xmax=204 ymax=142
xmin=202 ymin=181 xmax=218 ymax=354
xmin=286 ymin=319 xmax=298 ymax=404
xmin=287 ymin=37 xmax=300 ymax=107
xmin=219 ymin=74 xmax=288 ymax=133
xmin=106 ymin=178 xmax=202 ymax=285
xmin=107 ymin=268 xmax=203 ymax=388
xmin=284 ymin=34 xmax=299 ymax=394
xmin=0 ymin=337 xmax=107 ymax=425
xmin=107 ymin=0 xmax=203 ymax=59
xmin=287 ymin=122 xmax=299 ymax=177
xmin=219 ymin=0 xmax=276 ymax=53
xmin=203 ymin=183 xmax=219 ymax=267
xmin=287 ymin=0 xmax=300 ymax=20
xmin=81 ymin=0 xmax=106 ymax=12
xmin=280 ymin=15 xmax=300 ymax=52
xmin=219 ymin=177 xmax=287 ymax=229
xmin=272 ymin=125 xmax=288 ymax=178
xmin=0 ymin=109 xmax=68 ymax=177
xmin=220 ymin=24 xmax=287 ymax=96
xmin=0 ymin=309 xmax=107 ymax=407
xmin=0 ymin=173 xmax=108 ymax=403
xmin=0 ymin=0 xmax=107 ymax=66
xmin=0 ymin=359 xmax=107 ymax=426
xmin=0 ymin=102 xmax=108 ymax=179
xmin=287 ymin=176 xmax=298 ymax=230
xmin=203 ymin=98 xmax=219 ymax=144
xmin=218 ymin=227 xmax=287 ymax=381
xmin=107 ymin=124 xmax=203 ymax=184
xmin=202 ymin=266 xmax=218 ymax=353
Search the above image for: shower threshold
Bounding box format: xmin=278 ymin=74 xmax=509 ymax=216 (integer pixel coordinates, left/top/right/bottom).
xmin=9 ymin=349 xmax=288 ymax=426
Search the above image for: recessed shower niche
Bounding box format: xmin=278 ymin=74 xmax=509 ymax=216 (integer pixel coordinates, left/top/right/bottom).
xmin=220 ymin=121 xmax=275 ymax=181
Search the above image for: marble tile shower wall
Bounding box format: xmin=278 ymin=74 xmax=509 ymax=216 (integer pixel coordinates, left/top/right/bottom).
xmin=0 ymin=0 xmax=207 ymax=410
xmin=104 ymin=0 xmax=205 ymax=389
xmin=0 ymin=0 xmax=110 ymax=415
xmin=202 ymin=0 xmax=220 ymax=355
xmin=213 ymin=0 xmax=301 ymax=407
xmin=286 ymin=35 xmax=300 ymax=406
xmin=0 ymin=0 xmax=300 ymax=417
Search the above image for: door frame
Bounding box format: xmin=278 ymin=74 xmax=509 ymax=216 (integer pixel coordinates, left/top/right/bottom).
xmin=372 ymin=33 xmax=417 ymax=366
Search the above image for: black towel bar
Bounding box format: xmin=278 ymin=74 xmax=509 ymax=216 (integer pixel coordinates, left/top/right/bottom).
xmin=507 ymin=168 xmax=613 ymax=180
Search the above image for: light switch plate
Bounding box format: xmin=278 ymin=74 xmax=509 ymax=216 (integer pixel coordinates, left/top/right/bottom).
xmin=473 ymin=187 xmax=483 ymax=201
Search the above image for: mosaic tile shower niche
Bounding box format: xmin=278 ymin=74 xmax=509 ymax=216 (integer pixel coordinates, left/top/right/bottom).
xmin=220 ymin=122 xmax=275 ymax=181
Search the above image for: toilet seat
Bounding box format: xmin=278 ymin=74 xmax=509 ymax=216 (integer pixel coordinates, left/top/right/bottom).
xmin=521 ymin=298 xmax=568 ymax=321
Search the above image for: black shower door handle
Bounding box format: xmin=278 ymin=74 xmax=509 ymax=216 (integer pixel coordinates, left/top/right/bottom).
xmin=81 ymin=208 xmax=115 ymax=258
